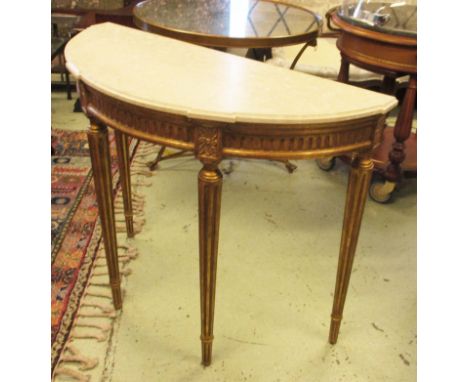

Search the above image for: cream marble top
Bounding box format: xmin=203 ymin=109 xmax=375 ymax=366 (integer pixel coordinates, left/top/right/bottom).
xmin=65 ymin=23 xmax=397 ymax=124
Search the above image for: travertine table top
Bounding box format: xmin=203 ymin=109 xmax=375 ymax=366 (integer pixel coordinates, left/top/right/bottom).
xmin=65 ymin=23 xmax=397 ymax=124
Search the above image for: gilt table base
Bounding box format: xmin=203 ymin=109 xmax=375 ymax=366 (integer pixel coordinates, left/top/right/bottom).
xmin=83 ymin=84 xmax=384 ymax=365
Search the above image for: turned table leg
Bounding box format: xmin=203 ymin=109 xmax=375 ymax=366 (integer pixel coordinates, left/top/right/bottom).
xmin=198 ymin=163 xmax=223 ymax=366
xmin=115 ymin=130 xmax=134 ymax=238
xmin=384 ymin=74 xmax=417 ymax=184
xmin=329 ymin=154 xmax=373 ymax=344
xmin=87 ymin=121 xmax=122 ymax=310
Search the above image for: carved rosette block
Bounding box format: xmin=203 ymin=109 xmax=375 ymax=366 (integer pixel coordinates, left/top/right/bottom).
xmin=195 ymin=125 xmax=223 ymax=166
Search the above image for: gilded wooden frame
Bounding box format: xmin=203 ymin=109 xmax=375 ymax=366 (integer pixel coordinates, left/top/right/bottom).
xmin=79 ymin=79 xmax=385 ymax=365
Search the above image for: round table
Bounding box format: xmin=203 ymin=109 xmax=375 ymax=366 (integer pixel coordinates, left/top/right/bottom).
xmin=133 ymin=0 xmax=320 ymax=51
xmin=330 ymin=3 xmax=416 ymax=203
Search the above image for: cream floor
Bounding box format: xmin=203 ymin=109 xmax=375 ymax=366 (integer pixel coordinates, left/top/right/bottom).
xmin=52 ymin=92 xmax=416 ymax=382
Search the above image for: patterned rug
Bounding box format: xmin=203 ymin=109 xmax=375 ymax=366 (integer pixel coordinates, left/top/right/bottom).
xmin=51 ymin=130 xmax=107 ymax=257
xmin=51 ymin=129 xmax=158 ymax=380
xmin=52 ymin=129 xmax=118 ymax=370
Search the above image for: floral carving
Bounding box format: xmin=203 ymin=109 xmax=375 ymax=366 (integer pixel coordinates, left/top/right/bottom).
xmin=196 ymin=126 xmax=221 ymax=162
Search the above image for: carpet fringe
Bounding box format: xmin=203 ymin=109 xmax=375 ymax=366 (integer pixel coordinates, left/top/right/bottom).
xmin=53 ymin=141 xmax=156 ymax=382
xmin=61 ymin=345 xmax=98 ymax=370
xmin=74 ymin=321 xmax=112 ymax=333
xmin=92 ymin=268 xmax=132 ymax=277
xmin=54 ymin=345 xmax=98 ymax=382
xmin=78 ymin=302 xmax=115 ymax=314
xmin=84 ymin=291 xmax=112 ymax=299
xmin=77 ymin=311 xmax=117 ymax=319
xmin=54 ymin=368 xmax=90 ymax=382
xmin=70 ymin=330 xmax=108 ymax=342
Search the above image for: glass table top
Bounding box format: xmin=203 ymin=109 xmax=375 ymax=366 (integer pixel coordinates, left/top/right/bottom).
xmin=133 ymin=0 xmax=320 ymax=47
xmin=337 ymin=2 xmax=416 ymax=38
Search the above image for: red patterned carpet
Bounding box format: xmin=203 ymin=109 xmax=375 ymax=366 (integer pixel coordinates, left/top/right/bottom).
xmin=51 ymin=128 xmax=158 ymax=380
xmin=51 ymin=129 xmax=121 ymax=372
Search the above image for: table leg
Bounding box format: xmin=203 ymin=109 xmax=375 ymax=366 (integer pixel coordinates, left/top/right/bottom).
xmin=65 ymin=69 xmax=72 ymax=100
xmin=147 ymin=146 xmax=192 ymax=171
xmin=198 ymin=163 xmax=223 ymax=366
xmin=147 ymin=146 xmax=166 ymax=170
xmin=329 ymin=154 xmax=373 ymax=344
xmin=246 ymin=48 xmax=272 ymax=62
xmin=337 ymin=55 xmax=350 ymax=83
xmin=384 ymin=74 xmax=417 ymax=184
xmin=115 ymin=130 xmax=134 ymax=238
xmin=289 ymin=39 xmax=317 ymax=70
xmin=87 ymin=121 xmax=122 ymax=310
xmin=381 ymin=75 xmax=396 ymax=95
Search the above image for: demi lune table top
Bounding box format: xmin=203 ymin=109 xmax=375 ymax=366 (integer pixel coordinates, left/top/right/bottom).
xmin=65 ymin=23 xmax=397 ymax=125
xmin=133 ymin=0 xmax=320 ymax=48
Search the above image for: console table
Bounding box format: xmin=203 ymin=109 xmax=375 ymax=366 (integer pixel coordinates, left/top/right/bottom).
xmin=65 ymin=23 xmax=397 ymax=366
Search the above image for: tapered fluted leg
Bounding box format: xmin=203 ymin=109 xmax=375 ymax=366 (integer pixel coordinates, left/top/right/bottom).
xmin=329 ymin=154 xmax=373 ymax=344
xmin=115 ymin=130 xmax=134 ymax=238
xmin=87 ymin=121 xmax=122 ymax=309
xmin=198 ymin=164 xmax=223 ymax=366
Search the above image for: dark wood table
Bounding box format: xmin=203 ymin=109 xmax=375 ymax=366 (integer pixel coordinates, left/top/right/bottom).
xmin=65 ymin=23 xmax=398 ymax=366
xmin=331 ymin=3 xmax=416 ymax=203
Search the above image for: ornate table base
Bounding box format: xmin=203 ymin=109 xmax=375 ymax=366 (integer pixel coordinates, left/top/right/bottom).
xmin=88 ymin=119 xmax=374 ymax=364
xmin=79 ymin=82 xmax=383 ymax=364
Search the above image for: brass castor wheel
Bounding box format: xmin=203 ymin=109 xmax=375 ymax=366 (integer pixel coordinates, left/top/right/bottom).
xmin=316 ymin=157 xmax=336 ymax=171
xmin=369 ymin=180 xmax=396 ymax=204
